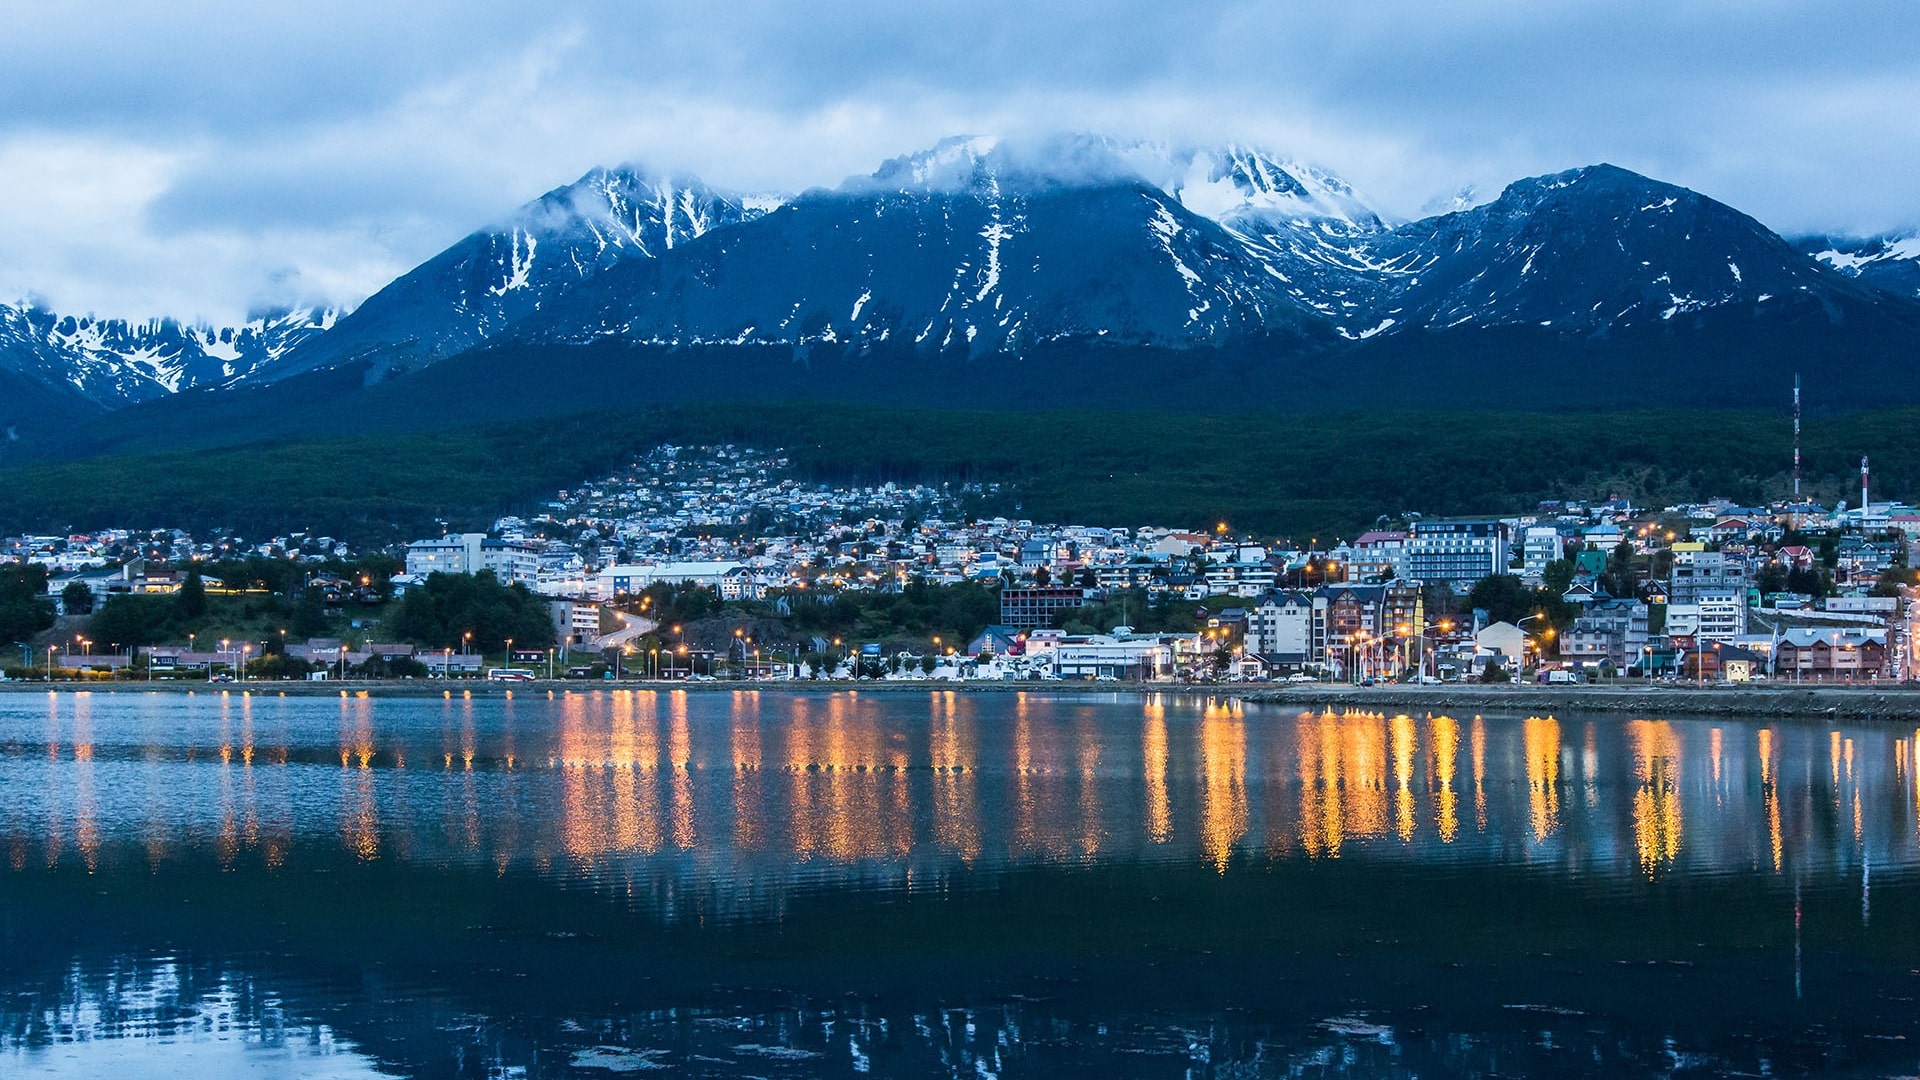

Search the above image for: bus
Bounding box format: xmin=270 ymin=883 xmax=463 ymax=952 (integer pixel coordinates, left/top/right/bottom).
xmin=485 ymin=668 xmax=537 ymax=682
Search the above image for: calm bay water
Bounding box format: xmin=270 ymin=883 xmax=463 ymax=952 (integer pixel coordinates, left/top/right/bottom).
xmin=1 ymin=688 xmax=1917 ymax=1077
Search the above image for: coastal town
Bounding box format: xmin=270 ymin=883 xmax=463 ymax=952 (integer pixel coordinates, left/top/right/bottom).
xmin=2 ymin=443 xmax=1914 ymax=686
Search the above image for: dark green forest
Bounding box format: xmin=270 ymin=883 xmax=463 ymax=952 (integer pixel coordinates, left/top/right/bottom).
xmin=1 ymin=403 xmax=1912 ymax=543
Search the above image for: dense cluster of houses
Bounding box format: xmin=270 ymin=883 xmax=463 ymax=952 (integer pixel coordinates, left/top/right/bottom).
xmin=8 ymin=444 xmax=1916 ymax=684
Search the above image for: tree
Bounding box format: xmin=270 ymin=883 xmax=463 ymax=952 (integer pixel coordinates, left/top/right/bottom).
xmin=1541 ymin=558 xmax=1576 ymax=595
xmin=1208 ymin=646 xmax=1233 ymax=678
xmin=176 ymin=567 xmax=208 ymax=619
xmin=1467 ymin=574 xmax=1535 ymax=626
xmin=1600 ymin=541 xmax=1640 ymax=600
xmin=1033 ymin=565 xmax=1052 ymax=586
xmin=1786 ymin=566 xmax=1827 ymax=598
xmin=1422 ymin=580 xmax=1458 ymax=619
xmin=920 ymin=654 xmax=938 ymax=675
xmin=291 ymin=591 xmax=330 ymax=638
xmin=87 ymin=595 xmax=172 ymax=648
xmin=60 ymin=581 xmax=94 ymax=616
xmin=1480 ymin=661 xmax=1511 ymax=684
xmin=248 ymin=653 xmax=315 ymax=680
xmin=386 ymin=572 xmax=555 ymax=652
xmin=0 ymin=565 xmax=56 ymax=644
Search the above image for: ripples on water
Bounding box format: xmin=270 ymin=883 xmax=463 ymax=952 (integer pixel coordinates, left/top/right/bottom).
xmin=1 ymin=689 xmax=1917 ymax=1077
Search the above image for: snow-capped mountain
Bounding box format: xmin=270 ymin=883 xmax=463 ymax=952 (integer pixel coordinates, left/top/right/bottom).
xmin=260 ymin=166 xmax=781 ymax=384
xmin=513 ymin=137 xmax=1350 ymax=356
xmin=7 ymin=137 xmax=1919 ymax=422
xmin=0 ymin=301 xmax=338 ymax=407
xmin=499 ymin=146 xmax=1890 ymax=357
xmin=1362 ymin=164 xmax=1878 ymax=336
xmin=1799 ymin=233 xmax=1920 ymax=299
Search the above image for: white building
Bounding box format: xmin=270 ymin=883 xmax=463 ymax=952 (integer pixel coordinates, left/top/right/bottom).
xmin=405 ymin=534 xmax=486 ymax=577
xmin=596 ymin=561 xmax=749 ymax=597
xmin=1522 ymin=526 xmax=1564 ymax=582
xmin=1667 ymin=587 xmax=1746 ymax=642
xmin=1244 ymin=592 xmax=1312 ymax=658
xmin=404 ymin=533 xmax=539 ymax=587
xmin=1052 ymin=632 xmax=1177 ymax=680
xmin=548 ymin=600 xmax=604 ymax=646
xmin=1670 ymin=550 xmax=1749 ymax=605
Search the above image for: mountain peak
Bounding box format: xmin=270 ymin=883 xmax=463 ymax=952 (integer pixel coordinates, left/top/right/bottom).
xmin=850 ymin=134 xmax=1384 ymax=232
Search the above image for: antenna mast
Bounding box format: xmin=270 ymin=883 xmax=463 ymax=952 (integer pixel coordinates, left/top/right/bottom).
xmin=1862 ymin=456 xmax=1870 ymax=517
xmin=1792 ymin=373 xmax=1801 ymax=499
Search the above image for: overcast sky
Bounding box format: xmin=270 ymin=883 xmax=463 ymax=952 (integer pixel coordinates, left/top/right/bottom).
xmin=4 ymin=1 xmax=1917 ymax=323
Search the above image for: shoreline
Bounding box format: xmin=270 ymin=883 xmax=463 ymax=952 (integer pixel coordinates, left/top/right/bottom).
xmin=6 ymin=678 xmax=1920 ymax=721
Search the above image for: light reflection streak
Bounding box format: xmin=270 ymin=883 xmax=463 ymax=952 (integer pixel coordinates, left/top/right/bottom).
xmin=931 ymin=692 xmax=981 ymax=861
xmin=1142 ymin=699 xmax=1171 ymax=845
xmin=1431 ymin=715 xmax=1459 ymax=844
xmin=1524 ymin=716 xmax=1561 ymax=843
xmin=1198 ymin=700 xmax=1246 ymax=871
xmin=1 ymin=694 xmax=1917 ymax=893
xmin=1391 ymin=713 xmax=1415 ymax=842
xmin=1629 ymin=720 xmax=1682 ymax=875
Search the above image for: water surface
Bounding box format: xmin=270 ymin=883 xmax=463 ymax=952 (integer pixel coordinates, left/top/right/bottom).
xmin=2 ymin=689 xmax=1916 ymax=1076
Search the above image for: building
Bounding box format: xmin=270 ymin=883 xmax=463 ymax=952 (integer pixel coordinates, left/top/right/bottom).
xmin=1666 ymin=587 xmax=1745 ymax=643
xmin=1770 ymin=628 xmax=1892 ymax=680
xmin=1670 ymin=550 xmax=1749 ymax=605
xmin=1521 ymin=526 xmax=1565 ymax=582
xmin=1245 ymin=591 xmax=1312 ymax=657
xmin=596 ymin=561 xmax=747 ymax=597
xmin=1201 ymin=560 xmax=1277 ymax=597
xmin=1309 ymin=582 xmax=1424 ymax=676
xmin=404 ymin=533 xmax=539 ymax=587
xmin=1407 ymin=520 xmax=1509 ymax=586
xmin=1052 ymin=632 xmax=1177 ymax=680
xmin=1475 ymin=621 xmax=1527 ymax=668
xmin=967 ymin=625 xmax=1026 ymax=658
xmin=549 ymin=600 xmax=604 ymax=647
xmin=1349 ymin=531 xmax=1409 ymax=582
xmin=1561 ymin=599 xmax=1650 ymax=668
xmin=998 ymin=586 xmax=1091 ymax=629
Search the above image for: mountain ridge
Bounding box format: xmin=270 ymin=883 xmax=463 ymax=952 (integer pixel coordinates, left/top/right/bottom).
xmin=3 ymin=137 xmax=1917 ymax=441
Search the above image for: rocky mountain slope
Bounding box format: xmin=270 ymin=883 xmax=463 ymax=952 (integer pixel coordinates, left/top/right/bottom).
xmin=6 ymin=137 xmax=1917 ymax=424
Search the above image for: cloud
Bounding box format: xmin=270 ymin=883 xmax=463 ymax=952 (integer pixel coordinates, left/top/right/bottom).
xmin=1 ymin=1 xmax=1916 ymax=321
